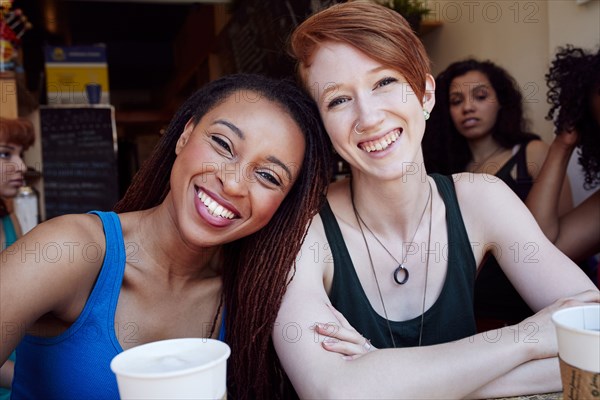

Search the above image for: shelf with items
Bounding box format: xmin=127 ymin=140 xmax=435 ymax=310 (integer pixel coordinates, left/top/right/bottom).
xmin=0 ymin=71 xmax=17 ymax=118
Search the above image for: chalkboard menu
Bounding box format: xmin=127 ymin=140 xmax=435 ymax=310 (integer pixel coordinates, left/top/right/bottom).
xmin=40 ymin=106 xmax=119 ymax=219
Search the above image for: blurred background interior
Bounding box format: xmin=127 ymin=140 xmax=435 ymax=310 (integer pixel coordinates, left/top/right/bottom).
xmin=1 ymin=0 xmax=599 ymax=221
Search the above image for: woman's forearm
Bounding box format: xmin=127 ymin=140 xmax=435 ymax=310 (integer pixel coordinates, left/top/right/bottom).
xmin=465 ymin=357 xmax=560 ymax=399
xmin=526 ymin=139 xmax=575 ymax=242
xmin=311 ymin=325 xmax=542 ymax=399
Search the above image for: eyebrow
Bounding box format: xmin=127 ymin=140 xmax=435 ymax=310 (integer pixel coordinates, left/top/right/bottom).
xmin=267 ymin=155 xmax=292 ymax=181
xmin=214 ymin=119 xmax=244 ymax=139
xmin=320 ymin=65 xmax=391 ymax=103
xmin=470 ymin=83 xmax=489 ymax=92
xmin=451 ymin=83 xmax=489 ymax=95
xmin=321 ymin=83 xmax=341 ymax=103
xmin=212 ymin=119 xmax=293 ymax=181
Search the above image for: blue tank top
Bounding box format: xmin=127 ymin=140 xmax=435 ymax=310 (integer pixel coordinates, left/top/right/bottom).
xmin=11 ymin=211 xmax=226 ymax=399
xmin=1 ymin=214 xmax=17 ymax=250
xmin=0 ymin=216 xmax=17 ymax=400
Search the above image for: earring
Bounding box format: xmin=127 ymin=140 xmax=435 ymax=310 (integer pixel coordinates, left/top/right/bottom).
xmin=353 ymin=122 xmax=365 ymax=135
xmin=423 ymin=109 xmax=430 ymax=121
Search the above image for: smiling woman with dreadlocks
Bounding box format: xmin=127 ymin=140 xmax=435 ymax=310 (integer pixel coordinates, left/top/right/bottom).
xmin=0 ymin=74 xmax=332 ymax=400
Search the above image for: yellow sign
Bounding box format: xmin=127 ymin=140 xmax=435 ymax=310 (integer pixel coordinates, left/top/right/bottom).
xmin=44 ymin=45 xmax=110 ymax=105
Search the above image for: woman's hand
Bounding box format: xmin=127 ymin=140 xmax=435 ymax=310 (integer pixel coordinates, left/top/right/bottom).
xmin=555 ymin=128 xmax=579 ymax=150
xmin=516 ymin=289 xmax=600 ymax=360
xmin=314 ymin=304 xmax=377 ymax=360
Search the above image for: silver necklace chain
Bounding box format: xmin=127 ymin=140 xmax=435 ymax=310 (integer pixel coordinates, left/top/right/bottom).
xmin=354 ymin=184 xmax=431 ymax=285
xmin=350 ymin=179 xmax=433 ymax=347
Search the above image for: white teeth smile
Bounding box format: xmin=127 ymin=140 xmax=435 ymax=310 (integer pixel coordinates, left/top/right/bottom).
xmin=197 ymin=190 xmax=236 ymax=219
xmin=359 ymin=129 xmax=401 ymax=153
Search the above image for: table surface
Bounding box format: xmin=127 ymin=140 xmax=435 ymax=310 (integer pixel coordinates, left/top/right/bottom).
xmin=492 ymin=392 xmax=562 ymax=400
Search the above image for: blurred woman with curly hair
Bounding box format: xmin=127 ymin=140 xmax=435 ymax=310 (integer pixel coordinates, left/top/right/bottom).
xmin=423 ymin=59 xmax=573 ymax=330
xmin=527 ymin=46 xmax=600 ymax=271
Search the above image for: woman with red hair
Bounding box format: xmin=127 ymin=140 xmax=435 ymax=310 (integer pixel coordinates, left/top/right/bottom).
xmin=272 ymin=2 xmax=599 ymax=399
xmin=0 ymin=116 xmax=35 ymax=400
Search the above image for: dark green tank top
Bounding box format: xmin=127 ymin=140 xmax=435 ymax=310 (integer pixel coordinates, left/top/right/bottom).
xmin=323 ymin=174 xmax=477 ymax=348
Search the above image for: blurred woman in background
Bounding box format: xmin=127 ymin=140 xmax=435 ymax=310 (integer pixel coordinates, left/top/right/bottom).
xmin=526 ymin=46 xmax=600 ymax=281
xmin=0 ymin=116 xmax=35 ymax=400
xmin=423 ymin=59 xmax=572 ymax=329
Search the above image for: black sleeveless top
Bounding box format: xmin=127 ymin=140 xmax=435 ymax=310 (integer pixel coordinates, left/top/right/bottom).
xmin=474 ymin=142 xmax=535 ymax=328
xmin=495 ymin=142 xmax=534 ymax=201
xmin=323 ymin=174 xmax=477 ymax=348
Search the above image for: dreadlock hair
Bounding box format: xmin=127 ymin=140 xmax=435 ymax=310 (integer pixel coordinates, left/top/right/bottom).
xmin=423 ymin=59 xmax=539 ymax=174
xmin=113 ymin=73 xmax=332 ymax=399
xmin=546 ymin=45 xmax=600 ymax=189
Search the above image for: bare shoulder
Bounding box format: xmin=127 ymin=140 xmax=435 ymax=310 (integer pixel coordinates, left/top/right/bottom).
xmin=451 ymin=172 xmax=524 ymax=222
xmin=525 ymin=138 xmax=549 ymax=156
xmin=1 ymin=213 xmax=108 ymax=335
xmin=39 ymin=212 xmax=104 ymax=236
xmin=18 ymin=213 xmax=106 ymax=253
xmin=525 ymin=139 xmax=550 ymax=178
xmin=299 ymin=211 xmax=328 ymax=271
xmin=294 ymin=191 xmax=337 ymax=291
xmin=303 ymin=212 xmax=326 ymax=250
xmin=452 ymin=171 xmax=539 ymax=237
xmin=452 ymin=172 xmax=514 ymax=201
xmin=3 ymin=212 xmax=107 ymax=281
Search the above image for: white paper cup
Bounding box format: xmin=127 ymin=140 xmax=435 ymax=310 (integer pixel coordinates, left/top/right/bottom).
xmin=552 ymin=304 xmax=600 ymax=400
xmin=110 ymin=338 xmax=230 ymax=400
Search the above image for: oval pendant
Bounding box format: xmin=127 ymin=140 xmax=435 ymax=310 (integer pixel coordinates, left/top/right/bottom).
xmin=393 ymin=264 xmax=409 ymax=285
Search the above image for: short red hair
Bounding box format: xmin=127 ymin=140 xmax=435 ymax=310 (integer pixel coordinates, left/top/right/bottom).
xmin=290 ymin=1 xmax=431 ymax=103
xmin=0 ymin=117 xmax=35 ymax=149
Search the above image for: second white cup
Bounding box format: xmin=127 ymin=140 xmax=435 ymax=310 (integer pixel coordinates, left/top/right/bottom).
xmin=552 ymin=304 xmax=600 ymax=400
xmin=110 ymin=338 xmax=230 ymax=400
